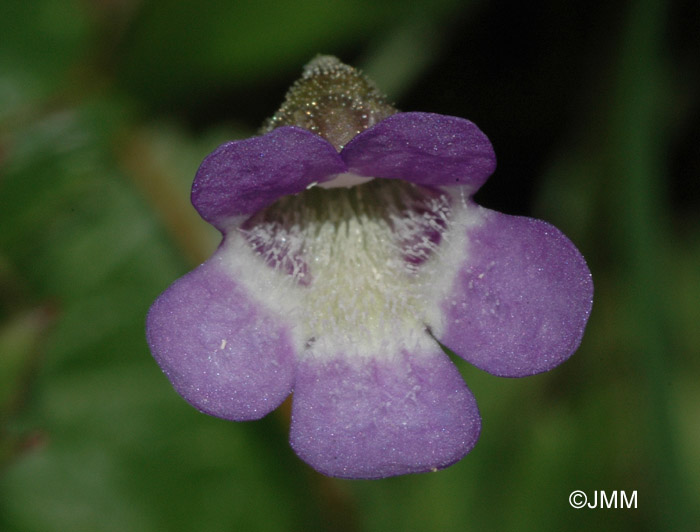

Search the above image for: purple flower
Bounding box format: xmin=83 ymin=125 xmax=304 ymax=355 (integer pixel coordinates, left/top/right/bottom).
xmin=146 ymin=57 xmax=592 ymax=479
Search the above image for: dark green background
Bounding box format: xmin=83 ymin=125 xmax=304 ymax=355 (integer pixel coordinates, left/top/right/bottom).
xmin=1 ymin=0 xmax=698 ymax=530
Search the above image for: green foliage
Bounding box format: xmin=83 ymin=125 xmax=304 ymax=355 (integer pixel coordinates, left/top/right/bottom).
xmin=0 ymin=0 xmax=90 ymax=122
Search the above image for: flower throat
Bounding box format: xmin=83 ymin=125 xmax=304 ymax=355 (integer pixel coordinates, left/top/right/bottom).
xmin=240 ymin=180 xmax=452 ymax=355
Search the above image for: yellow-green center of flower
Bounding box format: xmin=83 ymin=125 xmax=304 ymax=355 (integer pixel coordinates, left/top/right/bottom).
xmin=238 ymin=180 xmax=453 ymax=358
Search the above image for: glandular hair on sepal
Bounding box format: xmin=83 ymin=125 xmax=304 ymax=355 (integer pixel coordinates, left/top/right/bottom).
xmin=262 ymin=55 xmax=397 ymax=150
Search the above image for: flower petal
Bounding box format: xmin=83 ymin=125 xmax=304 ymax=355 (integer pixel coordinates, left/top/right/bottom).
xmin=146 ymin=249 xmax=296 ymax=420
xmin=438 ymin=210 xmax=593 ymax=377
xmin=341 ymin=112 xmax=496 ymax=189
xmin=290 ymin=349 xmax=481 ymax=479
xmin=191 ymin=126 xmax=346 ymax=230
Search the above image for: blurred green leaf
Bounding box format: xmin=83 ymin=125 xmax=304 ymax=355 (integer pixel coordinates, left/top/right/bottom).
xmin=0 ymin=0 xmax=90 ymax=123
xmin=117 ymin=0 xmax=461 ymax=107
xmin=0 ymin=307 xmax=53 ymax=413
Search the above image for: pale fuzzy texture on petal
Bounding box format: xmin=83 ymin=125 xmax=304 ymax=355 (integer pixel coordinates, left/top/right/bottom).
xmin=439 ymin=209 xmax=593 ymax=377
xmin=341 ymin=112 xmax=496 ymax=189
xmin=290 ymin=349 xmax=481 ymax=479
xmin=191 ymin=126 xmax=346 ymax=230
xmin=146 ymin=251 xmax=296 ymax=420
